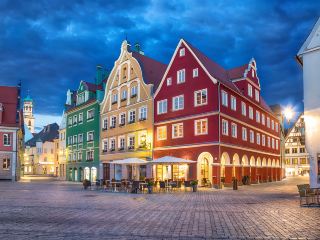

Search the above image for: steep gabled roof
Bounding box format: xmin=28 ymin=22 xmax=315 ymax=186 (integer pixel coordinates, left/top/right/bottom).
xmin=25 ymin=123 xmax=59 ymax=147
xmin=84 ymin=81 xmax=103 ymax=92
xmin=0 ymin=86 xmax=19 ymax=127
xmin=227 ymin=64 xmax=248 ymax=80
xmin=132 ymin=51 xmax=167 ymax=91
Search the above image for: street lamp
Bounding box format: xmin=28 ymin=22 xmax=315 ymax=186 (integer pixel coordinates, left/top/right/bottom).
xmin=283 ymin=107 xmax=294 ymax=123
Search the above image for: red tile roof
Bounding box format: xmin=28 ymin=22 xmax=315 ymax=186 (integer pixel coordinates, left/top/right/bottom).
xmin=0 ymin=86 xmax=19 ymax=127
xmin=184 ymin=40 xmax=273 ymax=114
xmin=132 ymin=51 xmax=167 ymax=91
xmin=85 ymin=81 xmax=103 ymax=92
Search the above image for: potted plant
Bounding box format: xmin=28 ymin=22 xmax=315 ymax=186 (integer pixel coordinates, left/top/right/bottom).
xmin=83 ymin=179 xmax=91 ymax=190
xmin=190 ymin=180 xmax=198 ymax=192
xmin=147 ymin=181 xmax=154 ymax=194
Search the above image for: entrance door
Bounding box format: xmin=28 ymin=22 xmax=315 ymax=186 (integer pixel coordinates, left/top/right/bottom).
xmin=200 ymin=157 xmax=209 ymax=182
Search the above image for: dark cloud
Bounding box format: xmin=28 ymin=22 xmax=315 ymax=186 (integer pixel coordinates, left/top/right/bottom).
xmin=0 ymin=0 xmax=319 ymax=117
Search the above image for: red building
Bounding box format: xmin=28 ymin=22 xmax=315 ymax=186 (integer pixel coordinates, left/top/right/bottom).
xmin=153 ymin=39 xmax=282 ymax=187
xmin=0 ymin=85 xmax=24 ymax=181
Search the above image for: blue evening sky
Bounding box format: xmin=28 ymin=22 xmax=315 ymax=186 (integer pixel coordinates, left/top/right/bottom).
xmin=0 ymin=0 xmax=319 ymax=129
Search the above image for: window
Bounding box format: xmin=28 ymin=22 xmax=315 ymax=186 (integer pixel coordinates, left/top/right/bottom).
xmin=121 ymin=90 xmax=127 ymax=100
xmin=102 ymin=118 xmax=108 ymax=130
xmin=87 ymin=109 xmax=94 ymax=120
xmin=72 ymin=153 xmax=76 ymax=161
xmin=248 ymin=84 xmax=253 ymax=97
xmin=242 ymin=127 xmax=247 ymax=141
xmin=262 ymin=135 xmax=266 ymax=146
xmin=241 ymin=102 xmax=246 ymax=116
xmin=157 ymin=99 xmax=167 ymax=114
xmin=119 ymin=137 xmax=125 ymax=150
xmin=249 ymin=106 xmax=253 ymax=119
xmin=79 ymin=113 xmax=83 ymax=124
xmin=267 ymin=137 xmax=270 ymax=148
xmin=2 ymin=158 xmax=10 ymax=170
xmin=293 ymin=158 xmax=298 ymax=165
xmin=271 ymin=120 xmax=274 ymax=130
xmin=222 ymin=120 xmax=228 ymax=136
xmin=110 ymin=139 xmax=115 ymax=151
xmin=3 ymin=134 xmax=10 ymax=146
xmin=195 ymin=118 xmax=208 ymax=135
xmin=177 ymin=69 xmax=185 ymax=84
xmin=276 ymin=140 xmax=279 ymax=150
xmin=110 ymin=116 xmax=116 ymax=128
xmin=250 ymin=130 xmax=254 ymax=143
xmin=231 ymin=123 xmax=237 ymax=138
xmin=112 ymin=93 xmax=118 ymax=104
xmin=285 ymin=148 xmax=290 ymax=154
xmin=257 ymin=133 xmax=261 ymax=145
xmin=256 ymin=111 xmax=260 ymax=123
xmin=292 ymin=148 xmax=298 ymax=153
xmin=86 ymin=150 xmax=94 ymax=161
xmin=131 ymin=85 xmax=138 ymax=97
xmin=267 ymin=117 xmax=270 ymax=128
xmin=73 ymin=135 xmax=77 ymax=144
xmin=68 ymin=117 xmax=72 ymax=126
xmin=119 ymin=113 xmax=126 ymax=126
xmin=102 ymin=139 xmax=108 ymax=152
xmin=300 ymin=158 xmax=307 ymax=164
xmin=300 ymin=147 xmax=305 ymax=153
xmin=179 ymin=48 xmax=185 ymax=57
xmin=173 ymin=95 xmax=184 ymax=111
xmin=78 ymin=152 xmax=82 ymax=161
xmin=221 ymin=90 xmax=228 ymax=107
xmin=78 ymin=134 xmax=83 ymax=143
xmin=194 ymin=89 xmax=207 ymax=106
xmin=255 ymin=89 xmax=260 ymax=102
xmin=231 ymin=96 xmax=236 ymax=111
xmin=193 ymin=68 xmax=198 ymax=78
xmin=272 ymin=138 xmax=275 ymax=149
xmin=172 ymin=123 xmax=183 ymax=138
xmin=157 ymin=126 xmax=167 ymax=140
xmin=167 ymin=77 xmax=172 ymax=86
xmin=87 ymin=131 xmax=94 ymax=142
xmin=139 ymin=106 xmax=147 ymax=120
xmin=128 ymin=136 xmax=135 ymax=149
xmin=276 ymin=123 xmax=279 ymax=132
xmin=262 ymin=114 xmax=265 ymax=125
xmin=128 ymin=110 xmax=136 ymax=123
xmin=77 ymin=93 xmax=85 ymax=105
xmin=73 ymin=115 xmax=77 ymax=125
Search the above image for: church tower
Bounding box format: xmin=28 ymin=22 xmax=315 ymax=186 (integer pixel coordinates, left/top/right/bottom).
xmin=23 ymin=95 xmax=35 ymax=134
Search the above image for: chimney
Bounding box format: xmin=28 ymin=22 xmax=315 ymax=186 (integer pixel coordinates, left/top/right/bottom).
xmin=134 ymin=42 xmax=144 ymax=55
xmin=96 ymin=65 xmax=107 ymax=85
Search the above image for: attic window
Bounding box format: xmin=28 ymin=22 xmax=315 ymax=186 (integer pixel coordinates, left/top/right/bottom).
xmin=252 ymin=69 xmax=255 ymax=78
xmin=179 ymin=48 xmax=185 ymax=57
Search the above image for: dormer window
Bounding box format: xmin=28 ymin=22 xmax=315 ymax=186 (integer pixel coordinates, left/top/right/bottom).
xmin=252 ymin=69 xmax=255 ymax=78
xmin=193 ymin=68 xmax=198 ymax=78
xmin=76 ymin=93 xmax=85 ymax=105
xmin=167 ymin=77 xmax=172 ymax=86
xmin=248 ymin=84 xmax=253 ymax=97
xmin=255 ymin=89 xmax=259 ymax=102
xmin=179 ymin=48 xmax=185 ymax=57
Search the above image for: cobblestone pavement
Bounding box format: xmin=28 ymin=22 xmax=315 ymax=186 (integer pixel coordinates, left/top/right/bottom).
xmin=0 ymin=176 xmax=319 ymax=240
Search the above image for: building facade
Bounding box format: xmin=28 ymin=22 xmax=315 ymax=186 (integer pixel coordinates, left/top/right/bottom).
xmin=0 ymin=85 xmax=23 ymax=181
xmin=65 ymin=71 xmax=106 ymax=182
xmin=24 ymin=123 xmax=59 ymax=175
xmin=154 ymin=39 xmax=281 ymax=187
xmin=58 ymin=112 xmax=67 ymax=180
xmin=297 ymin=17 xmax=320 ymax=188
xmin=285 ymin=115 xmax=309 ymax=176
xmin=100 ymin=41 xmax=166 ymax=180
xmin=23 ymin=95 xmax=35 ymax=134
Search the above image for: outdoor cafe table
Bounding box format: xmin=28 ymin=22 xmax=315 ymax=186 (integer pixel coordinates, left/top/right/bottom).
xmin=111 ymin=181 xmax=122 ymax=192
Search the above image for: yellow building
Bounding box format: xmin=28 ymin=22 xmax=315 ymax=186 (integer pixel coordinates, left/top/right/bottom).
xmin=100 ymin=41 xmax=166 ymax=180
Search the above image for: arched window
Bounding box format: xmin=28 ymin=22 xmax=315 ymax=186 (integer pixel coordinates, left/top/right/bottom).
xmin=28 ymin=120 xmax=31 ymax=126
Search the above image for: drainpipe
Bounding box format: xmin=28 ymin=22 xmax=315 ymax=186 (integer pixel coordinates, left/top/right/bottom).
xmin=217 ymin=82 xmax=221 ymax=188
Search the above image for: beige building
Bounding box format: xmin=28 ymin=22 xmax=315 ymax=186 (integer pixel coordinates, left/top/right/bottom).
xmin=100 ymin=41 xmax=166 ymax=180
xmin=285 ymin=115 xmax=310 ymax=176
xmin=58 ymin=112 xmax=67 ymax=180
xmin=24 ymin=123 xmax=59 ymax=175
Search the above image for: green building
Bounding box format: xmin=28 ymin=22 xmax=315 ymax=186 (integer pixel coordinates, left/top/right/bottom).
xmin=65 ymin=66 xmax=107 ymax=182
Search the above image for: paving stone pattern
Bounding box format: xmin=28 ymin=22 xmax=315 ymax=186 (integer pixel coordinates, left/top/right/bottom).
xmin=0 ymin=176 xmax=319 ymax=239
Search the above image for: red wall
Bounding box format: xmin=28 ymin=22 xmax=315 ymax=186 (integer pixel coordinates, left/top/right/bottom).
xmin=0 ymin=132 xmax=13 ymax=151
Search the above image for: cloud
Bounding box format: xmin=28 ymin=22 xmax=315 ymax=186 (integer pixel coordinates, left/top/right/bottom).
xmin=0 ymin=0 xmax=319 ymax=116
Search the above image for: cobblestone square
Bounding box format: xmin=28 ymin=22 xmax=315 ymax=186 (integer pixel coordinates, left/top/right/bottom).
xmin=0 ymin=176 xmax=319 ymax=239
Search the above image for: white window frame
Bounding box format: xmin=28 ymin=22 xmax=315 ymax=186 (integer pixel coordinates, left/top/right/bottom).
xmin=87 ymin=109 xmax=94 ymax=120
xmin=242 ymin=127 xmax=247 ymax=141
xmin=128 ymin=109 xmax=136 ymax=123
xmin=194 ymin=89 xmax=207 ymax=106
xmin=262 ymin=114 xmax=265 ymax=125
xmin=231 ymin=96 xmax=237 ymax=111
xmin=157 ymin=126 xmax=167 ymax=141
xmin=249 ymin=106 xmax=253 ymax=120
xmin=256 ymin=110 xmax=260 ymax=123
xmin=139 ymin=106 xmax=147 ymax=120
xmin=267 ymin=117 xmax=270 ymax=128
xmin=241 ymin=102 xmax=246 ymax=116
xmin=167 ymin=77 xmax=172 ymax=86
xmin=255 ymin=89 xmax=260 ymax=102
xmin=2 ymin=158 xmax=10 ymax=170
xmin=262 ymin=135 xmax=266 ymax=146
xmin=157 ymin=99 xmax=167 ymax=115
xmin=257 ymin=133 xmax=261 ymax=145
xmin=231 ymin=123 xmax=237 ymax=138
xmin=194 ymin=118 xmax=208 ymax=136
xmin=221 ymin=90 xmax=228 ymax=107
xmin=172 ymin=123 xmax=183 ymax=139
xmin=222 ymin=119 xmax=228 ymax=136
xmin=193 ymin=68 xmax=198 ymax=78
xmin=248 ymin=84 xmax=253 ymax=97
xmin=179 ymin=48 xmax=185 ymax=57
xmin=110 ymin=116 xmax=116 ymax=128
xmin=87 ymin=131 xmax=94 ymax=142
xmin=78 ymin=113 xmax=83 ymax=124
xmin=172 ymin=95 xmax=184 ymax=111
xmin=271 ymin=120 xmax=274 ymax=130
xmin=250 ymin=130 xmax=254 ymax=143
xmin=177 ymin=69 xmax=186 ymax=84
xmin=119 ymin=113 xmax=126 ymax=125
xmin=3 ymin=134 xmax=11 ymax=146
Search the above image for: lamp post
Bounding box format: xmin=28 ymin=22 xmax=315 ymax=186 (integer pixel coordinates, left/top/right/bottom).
xmin=283 ymin=107 xmax=294 ymax=124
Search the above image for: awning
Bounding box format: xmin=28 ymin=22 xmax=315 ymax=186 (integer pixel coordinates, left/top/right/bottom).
xmin=111 ymin=158 xmax=147 ymax=165
xmin=150 ymin=156 xmax=196 ymax=165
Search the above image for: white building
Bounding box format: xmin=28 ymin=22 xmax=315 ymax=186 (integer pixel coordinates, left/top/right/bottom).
xmin=58 ymin=112 xmax=67 ymax=180
xmin=23 ymin=95 xmax=35 ymax=134
xmin=285 ymin=115 xmax=309 ymax=176
xmin=297 ymin=17 xmax=320 ymax=188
